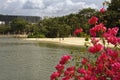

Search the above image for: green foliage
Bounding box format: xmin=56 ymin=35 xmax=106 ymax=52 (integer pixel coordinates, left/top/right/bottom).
xmin=79 ymin=32 xmax=88 ymax=37
xmin=77 ymin=8 xmax=96 ymax=18
xmin=28 ymin=33 xmax=45 ymax=38
xmin=107 ymin=0 xmax=120 ymax=12
xmin=1 ymin=4 xmax=118 ymax=37
xmin=38 ymin=17 xmax=72 ymax=38
xmin=0 ymin=8 xmax=98 ymax=37
xmin=58 ymin=24 xmax=71 ymax=38
xmin=36 ymin=8 xmax=96 ymax=38
xmin=0 ymin=24 xmax=10 ymax=34
xmin=102 ymin=0 xmax=120 ymax=36
xmin=10 ymin=18 xmax=28 ymax=34
xmin=103 ymin=11 xmax=120 ymax=27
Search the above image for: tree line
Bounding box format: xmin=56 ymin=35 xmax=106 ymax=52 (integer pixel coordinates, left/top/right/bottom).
xmin=0 ymin=0 xmax=119 ymax=37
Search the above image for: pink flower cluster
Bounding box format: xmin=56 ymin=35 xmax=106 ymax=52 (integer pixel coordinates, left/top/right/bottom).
xmin=90 ymin=23 xmax=106 ymax=37
xmin=95 ymin=49 xmax=120 ymax=79
xmin=103 ymin=27 xmax=120 ymax=45
xmin=88 ymin=16 xmax=98 ymax=25
xmin=100 ymin=8 xmax=106 ymax=13
xmin=59 ymin=55 xmax=71 ymax=65
xmin=50 ymin=55 xmax=71 ymax=80
xmin=88 ymin=43 xmax=103 ymax=54
xmin=51 ymin=49 xmax=120 ymax=80
xmin=91 ymin=38 xmax=99 ymax=45
xmin=51 ymin=8 xmax=120 ymax=80
xmin=74 ymin=28 xmax=83 ymax=36
xmin=88 ymin=12 xmax=120 ymax=45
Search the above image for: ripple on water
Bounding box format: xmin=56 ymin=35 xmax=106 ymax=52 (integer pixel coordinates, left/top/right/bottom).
xmin=0 ymin=38 xmax=69 ymax=80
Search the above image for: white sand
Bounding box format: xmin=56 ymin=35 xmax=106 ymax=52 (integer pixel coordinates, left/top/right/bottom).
xmin=23 ymin=37 xmax=86 ymax=46
xmin=23 ymin=37 xmax=116 ymax=47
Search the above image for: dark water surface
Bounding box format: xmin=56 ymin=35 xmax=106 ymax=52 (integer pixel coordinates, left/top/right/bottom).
xmin=0 ymin=38 xmax=70 ymax=80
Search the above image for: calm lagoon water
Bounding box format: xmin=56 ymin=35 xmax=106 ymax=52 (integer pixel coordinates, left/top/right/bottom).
xmin=0 ymin=38 xmax=70 ymax=80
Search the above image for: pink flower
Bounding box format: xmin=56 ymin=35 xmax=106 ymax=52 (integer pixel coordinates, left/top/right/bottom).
xmin=50 ymin=72 xmax=60 ymax=80
xmin=64 ymin=66 xmax=75 ymax=77
xmin=103 ymin=27 xmax=119 ymax=38
xmin=88 ymin=46 xmax=96 ymax=53
xmin=107 ymin=27 xmax=119 ymax=36
xmin=97 ymin=52 xmax=108 ymax=63
xmin=78 ymin=68 xmax=86 ymax=74
xmin=90 ymin=23 xmax=106 ymax=36
xmin=64 ymin=71 xmax=75 ymax=78
xmin=118 ymin=37 xmax=120 ymax=44
xmin=90 ymin=27 xmax=97 ymax=36
xmin=107 ymin=48 xmax=118 ymax=59
xmin=91 ymin=38 xmax=99 ymax=44
xmin=59 ymin=55 xmax=71 ymax=65
xmin=88 ymin=43 xmax=103 ymax=53
xmin=112 ymin=62 xmax=120 ymax=71
xmin=55 ymin=64 xmax=64 ymax=72
xmin=77 ymin=77 xmax=85 ymax=80
xmin=96 ymin=63 xmax=104 ymax=74
xmin=100 ymin=8 xmax=106 ymax=13
xmin=74 ymin=28 xmax=83 ymax=35
xmin=95 ymin=23 xmax=106 ymax=33
xmin=62 ymin=76 xmax=70 ymax=80
xmin=81 ymin=58 xmax=88 ymax=65
xmin=88 ymin=16 xmax=98 ymax=25
xmin=106 ymin=70 xmax=113 ymax=77
xmin=103 ymin=27 xmax=119 ymax=45
xmin=106 ymin=36 xmax=118 ymax=45
xmin=67 ymin=66 xmax=75 ymax=71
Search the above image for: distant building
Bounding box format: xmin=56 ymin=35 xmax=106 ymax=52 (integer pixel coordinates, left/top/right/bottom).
xmin=0 ymin=14 xmax=41 ymax=24
xmin=0 ymin=21 xmax=5 ymax=25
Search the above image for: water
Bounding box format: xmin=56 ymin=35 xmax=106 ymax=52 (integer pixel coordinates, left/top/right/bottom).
xmin=0 ymin=38 xmax=69 ymax=80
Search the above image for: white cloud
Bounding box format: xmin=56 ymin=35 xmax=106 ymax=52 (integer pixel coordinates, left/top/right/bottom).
xmin=23 ymin=0 xmax=45 ymax=9
xmin=0 ymin=0 xmax=105 ymax=17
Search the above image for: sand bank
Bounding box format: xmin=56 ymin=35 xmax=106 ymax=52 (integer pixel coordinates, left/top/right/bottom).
xmin=23 ymin=37 xmax=86 ymax=46
xmin=23 ymin=37 xmax=115 ymax=47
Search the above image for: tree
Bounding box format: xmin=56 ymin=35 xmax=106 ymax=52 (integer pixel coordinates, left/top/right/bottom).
xmin=58 ymin=24 xmax=71 ymax=38
xmin=77 ymin=8 xmax=96 ymax=18
xmin=107 ymin=0 xmax=120 ymax=12
xmin=10 ymin=18 xmax=28 ymax=34
xmin=0 ymin=24 xmax=10 ymax=34
xmin=103 ymin=0 xmax=120 ymax=36
xmin=76 ymin=8 xmax=96 ymax=34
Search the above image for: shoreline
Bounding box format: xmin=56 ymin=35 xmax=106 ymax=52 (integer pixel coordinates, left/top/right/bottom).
xmin=23 ymin=37 xmax=115 ymax=47
xmin=23 ymin=37 xmax=86 ymax=47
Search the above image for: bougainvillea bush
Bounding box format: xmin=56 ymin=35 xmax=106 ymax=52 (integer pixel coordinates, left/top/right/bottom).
xmin=50 ymin=8 xmax=120 ymax=80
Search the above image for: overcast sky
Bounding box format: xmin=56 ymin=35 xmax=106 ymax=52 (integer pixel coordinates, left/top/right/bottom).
xmin=0 ymin=0 xmax=108 ymax=17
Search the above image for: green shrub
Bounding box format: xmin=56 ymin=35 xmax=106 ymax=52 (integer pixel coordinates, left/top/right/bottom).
xmin=28 ymin=33 xmax=45 ymax=38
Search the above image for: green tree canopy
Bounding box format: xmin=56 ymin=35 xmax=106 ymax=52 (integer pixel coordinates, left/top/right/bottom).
xmin=107 ymin=0 xmax=120 ymax=12
xmin=0 ymin=24 xmax=10 ymax=34
xmin=10 ymin=18 xmax=28 ymax=34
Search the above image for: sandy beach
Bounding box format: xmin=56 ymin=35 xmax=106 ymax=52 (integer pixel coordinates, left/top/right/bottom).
xmin=23 ymin=37 xmax=86 ymax=46
xmin=23 ymin=37 xmax=115 ymax=47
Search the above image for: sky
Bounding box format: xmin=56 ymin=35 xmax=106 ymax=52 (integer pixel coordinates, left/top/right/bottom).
xmin=0 ymin=0 xmax=109 ymax=17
